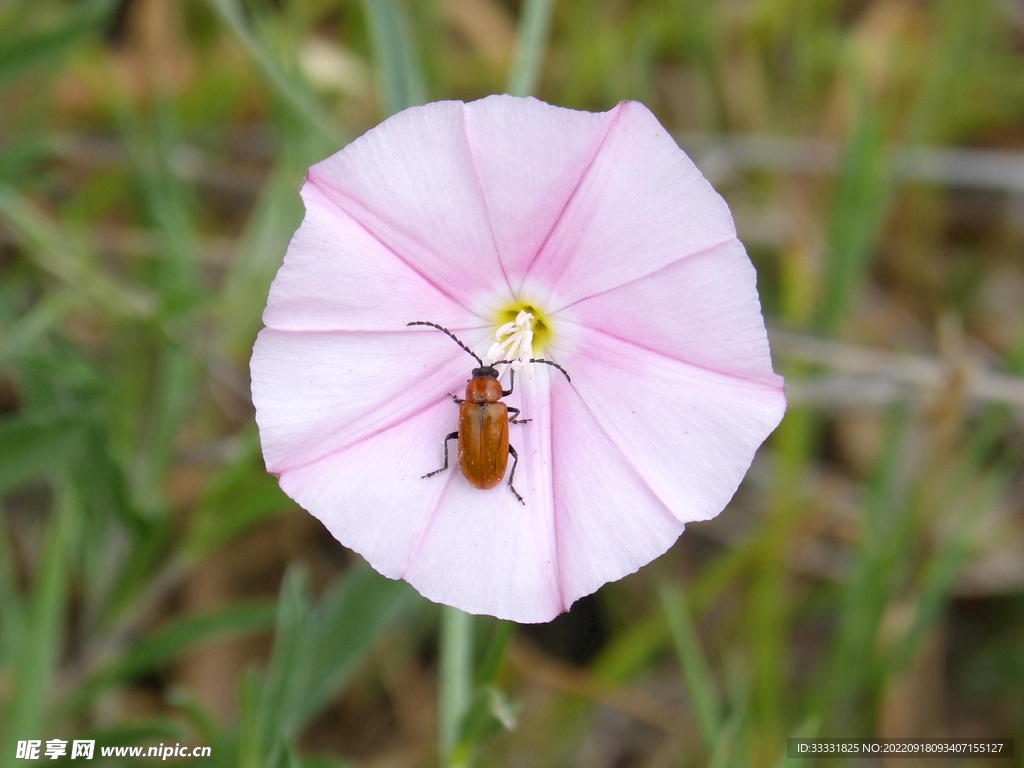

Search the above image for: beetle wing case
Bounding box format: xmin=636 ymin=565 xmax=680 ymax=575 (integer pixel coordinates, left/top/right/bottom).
xmin=458 ymin=401 xmax=509 ymax=489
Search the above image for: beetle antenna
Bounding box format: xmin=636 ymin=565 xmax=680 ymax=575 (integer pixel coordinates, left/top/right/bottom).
xmin=529 ymin=359 xmax=572 ymax=382
xmin=407 ymin=321 xmax=483 ymax=366
xmin=492 ymin=358 xmax=572 ymax=383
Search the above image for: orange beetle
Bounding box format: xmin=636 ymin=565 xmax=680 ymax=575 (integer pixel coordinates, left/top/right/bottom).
xmin=408 ymin=321 xmax=570 ymax=504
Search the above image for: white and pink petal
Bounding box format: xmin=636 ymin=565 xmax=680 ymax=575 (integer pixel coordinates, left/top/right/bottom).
xmin=277 ymin=399 xmax=460 ymax=579
xmin=520 ymin=100 xmax=737 ymax=310
xmin=251 ymin=328 xmax=485 ymax=474
xmin=559 ymin=324 xmax=785 ymax=524
xmin=263 ymin=182 xmax=476 ymax=333
xmin=550 ymin=381 xmax=686 ymax=609
xmin=565 ymin=237 xmax=781 ymax=386
xmin=306 ymin=101 xmax=512 ymax=313
xmin=461 ymin=96 xmax=614 ymax=291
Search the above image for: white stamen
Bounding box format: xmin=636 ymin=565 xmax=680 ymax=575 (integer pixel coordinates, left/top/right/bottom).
xmin=486 ymin=310 xmax=536 ymax=370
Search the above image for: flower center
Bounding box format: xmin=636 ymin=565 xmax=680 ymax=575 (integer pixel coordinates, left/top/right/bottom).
xmin=486 ymin=302 xmax=553 ymax=368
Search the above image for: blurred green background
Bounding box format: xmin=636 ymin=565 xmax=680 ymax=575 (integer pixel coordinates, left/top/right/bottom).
xmin=1 ymin=0 xmax=1023 ymax=766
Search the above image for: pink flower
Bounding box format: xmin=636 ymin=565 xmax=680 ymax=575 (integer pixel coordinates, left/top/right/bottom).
xmin=251 ymin=95 xmax=785 ymax=623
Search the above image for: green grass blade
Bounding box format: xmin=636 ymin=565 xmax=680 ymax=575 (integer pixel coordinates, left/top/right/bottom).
xmin=591 ymin=543 xmax=761 ymax=687
xmin=0 ymin=138 xmax=51 ymax=184
xmin=0 ymin=293 xmax=73 ymax=366
xmin=253 ymin=567 xmax=311 ymax=764
xmin=447 ymin=620 xmax=516 ymax=765
xmin=507 ymin=0 xmax=557 ymax=97
xmin=824 ymin=405 xmax=909 ymax=727
xmin=659 ymin=582 xmax=722 ymax=752
xmin=291 ymin=566 xmax=415 ymax=729
xmin=242 ymin=566 xmax=409 ymax=766
xmin=185 ymin=427 xmax=293 ymax=556
xmin=134 ymin=345 xmax=196 ymax=513
xmin=476 ymin=619 xmax=514 ymax=686
xmin=707 ymin=705 xmax=744 ymax=768
xmin=206 ymin=0 xmax=342 ymax=144
xmin=745 ymin=407 xmax=819 ymax=754
xmin=0 ymin=488 xmax=74 ymax=768
xmin=166 ymin=688 xmax=230 ymax=761
xmin=0 ymin=186 xmax=154 ymax=318
xmin=439 ymin=606 xmax=474 ymax=766
xmin=112 ymin=99 xmax=202 ymax=511
xmin=709 ymin=655 xmax=751 ymax=768
xmin=0 ymin=509 xmax=25 ymax=665
xmin=71 ymin=424 xmax=142 ymax=621
xmin=114 ymin=98 xmax=201 ymax=311
xmin=361 ymin=0 xmax=427 ymax=116
xmin=242 ymin=568 xmax=411 ymax=767
xmin=889 ymin=463 xmax=1014 ymax=678
xmin=905 ymin=0 xmax=998 ymax=143
xmin=818 ymin=91 xmax=892 ymax=335
xmin=592 ymin=612 xmax=668 ymax=682
xmin=0 ymin=411 xmax=81 ymax=494
xmin=452 ymin=684 xmax=519 ymax=765
xmin=0 ymin=0 xmax=116 ymax=85
xmin=65 ymin=601 xmax=278 ymax=714
xmin=236 ymin=667 xmax=264 ymax=768
xmin=1008 ymin=314 xmax=1024 ymax=373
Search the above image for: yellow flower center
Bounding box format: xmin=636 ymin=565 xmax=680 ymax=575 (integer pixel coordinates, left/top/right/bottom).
xmin=486 ymin=301 xmax=554 ymax=367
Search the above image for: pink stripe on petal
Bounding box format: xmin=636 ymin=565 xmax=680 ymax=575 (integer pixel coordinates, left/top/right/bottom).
xmin=461 ymin=96 xmax=616 ymax=290
xmin=402 ymin=369 xmax=563 ymax=622
xmin=277 ymin=399 xmax=460 ymax=580
xmin=306 ymin=101 xmax=516 ymax=309
xmin=524 ymin=101 xmax=736 ymax=309
xmin=264 ymin=183 xmax=480 ymax=332
xmin=251 ymin=328 xmax=486 ymax=474
xmin=565 ymin=326 xmax=786 ymax=525
xmin=551 ymin=381 xmax=685 ymax=609
xmin=562 ymin=238 xmax=782 ymax=386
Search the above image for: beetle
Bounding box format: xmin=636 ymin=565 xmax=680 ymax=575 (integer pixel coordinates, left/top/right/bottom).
xmin=407 ymin=320 xmax=571 ymax=504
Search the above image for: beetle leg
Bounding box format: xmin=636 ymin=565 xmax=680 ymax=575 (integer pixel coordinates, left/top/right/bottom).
xmin=507 ymin=444 xmax=524 ymax=505
xmin=507 ymin=407 xmax=531 ymax=424
xmin=501 ymin=368 xmax=515 ymax=398
xmin=447 ymin=392 xmax=464 ymax=404
xmin=423 ymin=432 xmax=459 ymax=478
